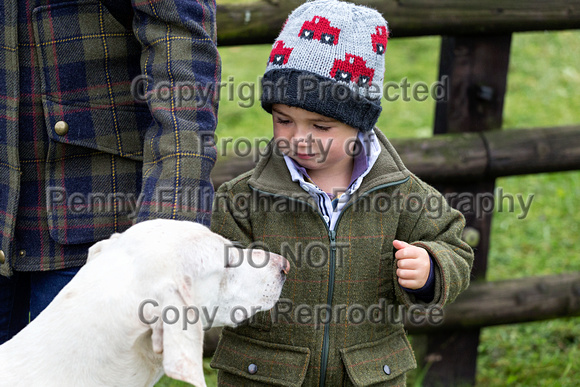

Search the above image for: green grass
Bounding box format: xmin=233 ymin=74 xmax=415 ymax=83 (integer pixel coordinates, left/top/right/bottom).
xmin=156 ymin=29 xmax=580 ymax=386
xmin=477 ymin=31 xmax=580 ymax=386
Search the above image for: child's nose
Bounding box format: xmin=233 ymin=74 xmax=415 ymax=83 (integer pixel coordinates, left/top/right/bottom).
xmin=294 ymin=133 xmax=314 ymax=148
xmin=292 ymin=125 xmax=312 ymax=142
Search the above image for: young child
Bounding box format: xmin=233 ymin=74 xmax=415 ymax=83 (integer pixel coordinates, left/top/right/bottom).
xmin=210 ymin=1 xmax=474 ymax=385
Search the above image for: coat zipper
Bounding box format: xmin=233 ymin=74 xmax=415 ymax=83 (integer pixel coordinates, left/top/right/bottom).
xmin=249 ymin=176 xmax=410 ymax=386
xmin=318 ymin=228 xmax=336 ymax=387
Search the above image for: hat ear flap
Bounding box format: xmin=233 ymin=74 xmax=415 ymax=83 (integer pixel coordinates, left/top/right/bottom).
xmin=151 ymin=282 xmax=207 ymax=387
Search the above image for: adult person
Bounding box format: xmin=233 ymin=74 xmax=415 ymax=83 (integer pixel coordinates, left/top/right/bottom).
xmin=0 ymin=0 xmax=220 ymax=343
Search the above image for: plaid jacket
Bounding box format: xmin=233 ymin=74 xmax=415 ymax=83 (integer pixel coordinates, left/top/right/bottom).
xmin=210 ymin=129 xmax=474 ymax=386
xmin=0 ymin=0 xmax=220 ymax=277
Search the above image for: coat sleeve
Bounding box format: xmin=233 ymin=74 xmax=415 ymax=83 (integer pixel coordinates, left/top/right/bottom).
xmin=394 ymin=176 xmax=474 ymax=308
xmin=131 ymin=0 xmax=220 ymax=226
xmin=210 ymin=178 xmax=255 ymax=248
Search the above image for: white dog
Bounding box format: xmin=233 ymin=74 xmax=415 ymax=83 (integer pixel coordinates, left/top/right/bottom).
xmin=0 ymin=219 xmax=289 ymax=387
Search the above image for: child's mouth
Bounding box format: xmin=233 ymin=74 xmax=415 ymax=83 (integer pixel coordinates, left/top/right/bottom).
xmin=295 ymin=153 xmax=316 ymax=160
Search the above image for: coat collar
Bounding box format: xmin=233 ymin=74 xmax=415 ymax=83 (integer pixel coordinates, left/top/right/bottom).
xmin=247 ymin=128 xmax=410 ymax=199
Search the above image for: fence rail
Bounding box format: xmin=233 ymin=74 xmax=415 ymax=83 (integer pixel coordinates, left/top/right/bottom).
xmin=406 ymin=272 xmax=580 ymax=334
xmin=216 ymin=0 xmax=580 ymax=46
xmin=211 ymin=125 xmax=580 ymax=188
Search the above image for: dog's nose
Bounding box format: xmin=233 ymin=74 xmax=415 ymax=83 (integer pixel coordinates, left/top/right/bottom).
xmin=281 ymin=258 xmax=290 ymax=275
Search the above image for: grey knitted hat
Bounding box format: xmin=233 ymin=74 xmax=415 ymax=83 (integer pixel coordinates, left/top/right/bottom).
xmin=261 ymin=0 xmax=389 ymax=132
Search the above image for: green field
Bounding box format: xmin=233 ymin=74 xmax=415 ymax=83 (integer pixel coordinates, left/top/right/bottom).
xmin=157 ymin=29 xmax=580 ymax=386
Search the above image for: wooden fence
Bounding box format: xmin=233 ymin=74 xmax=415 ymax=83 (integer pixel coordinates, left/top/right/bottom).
xmin=211 ymin=1 xmax=580 ymax=385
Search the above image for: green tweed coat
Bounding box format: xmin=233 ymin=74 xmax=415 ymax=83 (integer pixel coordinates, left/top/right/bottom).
xmin=210 ymin=128 xmax=474 ymax=386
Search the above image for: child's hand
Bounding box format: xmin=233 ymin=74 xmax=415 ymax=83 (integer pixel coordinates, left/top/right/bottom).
xmin=393 ymin=240 xmax=430 ymax=290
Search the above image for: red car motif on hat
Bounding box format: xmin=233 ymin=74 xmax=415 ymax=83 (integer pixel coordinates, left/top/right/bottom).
xmin=268 ymin=40 xmax=294 ymax=65
xmin=299 ymin=16 xmax=340 ymax=45
xmin=330 ymin=54 xmax=374 ymax=87
xmin=371 ymin=26 xmax=388 ymax=55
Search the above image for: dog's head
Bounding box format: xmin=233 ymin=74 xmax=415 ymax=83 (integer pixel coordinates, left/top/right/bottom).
xmin=203 ymin=242 xmax=290 ymax=327
xmin=88 ymin=219 xmax=289 ymax=387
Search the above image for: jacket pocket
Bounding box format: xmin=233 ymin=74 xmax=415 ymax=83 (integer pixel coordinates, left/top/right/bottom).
xmin=211 ymin=329 xmax=311 ymax=387
xmin=340 ymin=331 xmax=417 ymax=386
xmin=33 ymin=0 xmax=151 ymax=160
xmin=32 ymin=1 xmax=151 ymax=244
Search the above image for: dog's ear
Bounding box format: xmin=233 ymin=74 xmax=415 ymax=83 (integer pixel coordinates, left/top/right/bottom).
xmin=87 ymin=233 xmax=121 ymax=262
xmin=150 ymin=285 xmax=207 ymax=387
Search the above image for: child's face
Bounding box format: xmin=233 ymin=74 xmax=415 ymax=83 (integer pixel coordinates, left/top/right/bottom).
xmin=272 ymin=104 xmax=358 ymax=176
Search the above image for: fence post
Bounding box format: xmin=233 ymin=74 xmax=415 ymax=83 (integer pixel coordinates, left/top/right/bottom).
xmin=414 ymin=34 xmax=512 ymax=386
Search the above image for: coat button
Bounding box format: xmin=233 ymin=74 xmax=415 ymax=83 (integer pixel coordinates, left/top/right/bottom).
xmin=0 ymin=250 xmax=5 ymax=264
xmin=248 ymin=363 xmax=258 ymax=375
xmin=383 ymin=364 xmax=391 ymax=375
xmin=54 ymin=121 xmax=69 ymax=136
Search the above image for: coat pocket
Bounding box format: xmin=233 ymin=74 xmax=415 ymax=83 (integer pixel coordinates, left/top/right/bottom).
xmin=32 ymin=1 xmax=151 ymax=244
xmin=211 ymin=329 xmax=311 ymax=387
xmin=33 ymin=0 xmax=151 ymax=160
xmin=340 ymin=331 xmax=417 ymax=386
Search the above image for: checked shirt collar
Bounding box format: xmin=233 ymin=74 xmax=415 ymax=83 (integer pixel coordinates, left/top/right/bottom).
xmin=283 ymin=129 xmax=382 ymax=229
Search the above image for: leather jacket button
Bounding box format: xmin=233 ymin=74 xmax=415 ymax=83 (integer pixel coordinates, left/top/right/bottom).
xmin=0 ymin=250 xmax=5 ymax=264
xmin=248 ymin=363 xmax=258 ymax=375
xmin=55 ymin=121 xmax=69 ymax=136
xmin=383 ymin=364 xmax=391 ymax=375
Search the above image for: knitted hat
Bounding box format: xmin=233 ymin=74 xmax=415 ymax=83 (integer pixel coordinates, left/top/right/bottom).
xmin=261 ymin=0 xmax=389 ymax=132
